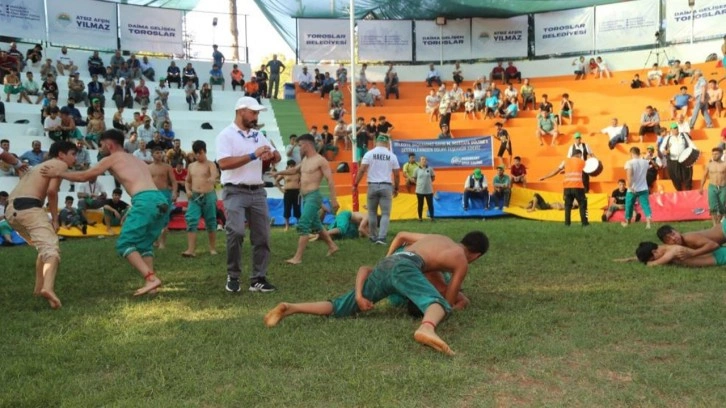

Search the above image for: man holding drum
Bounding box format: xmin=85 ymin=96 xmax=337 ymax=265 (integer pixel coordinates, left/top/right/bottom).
xmin=660 ymin=123 xmax=697 ymax=191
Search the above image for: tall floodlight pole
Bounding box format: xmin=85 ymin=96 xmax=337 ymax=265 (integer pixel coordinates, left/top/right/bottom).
xmin=349 ymin=0 xmax=359 ymax=211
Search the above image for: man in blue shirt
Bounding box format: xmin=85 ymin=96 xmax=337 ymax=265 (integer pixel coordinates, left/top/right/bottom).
xmin=19 ymin=140 xmax=47 ymax=166
xmin=265 ymin=54 xmax=286 ymax=99
xmin=670 ymin=86 xmax=692 ymax=120
xmin=212 ymin=45 xmax=225 ymax=69
xmin=209 ymin=64 xmax=225 ymax=91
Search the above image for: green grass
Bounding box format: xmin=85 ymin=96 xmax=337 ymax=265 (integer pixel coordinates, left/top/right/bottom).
xmin=2 ymin=219 xmax=726 ymax=407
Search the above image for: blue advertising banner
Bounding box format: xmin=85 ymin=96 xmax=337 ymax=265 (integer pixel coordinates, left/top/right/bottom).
xmin=391 ymin=137 xmax=493 ymax=169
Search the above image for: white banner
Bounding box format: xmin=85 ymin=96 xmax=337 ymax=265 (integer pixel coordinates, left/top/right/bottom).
xmin=119 ymin=4 xmax=183 ymax=54
xmin=0 ymin=0 xmax=46 ymax=40
xmin=666 ymin=0 xmax=725 ymax=42
xmin=596 ymin=0 xmax=659 ymax=50
xmin=535 ymin=7 xmax=594 ymax=55
xmin=415 ymin=19 xmax=471 ymax=62
xmin=298 ymin=19 xmax=350 ymax=61
xmin=471 ymin=16 xmax=528 ymax=59
xmin=47 ymin=0 xmax=117 ymax=49
xmin=358 ymin=20 xmax=412 ymax=62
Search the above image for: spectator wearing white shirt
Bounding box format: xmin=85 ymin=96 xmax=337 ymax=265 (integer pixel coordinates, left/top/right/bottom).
xmin=622 ymin=146 xmax=652 ymax=228
xmin=463 ymin=168 xmax=488 ymax=210
xmin=426 ymin=64 xmax=442 ymax=87
xmin=676 ymin=113 xmax=691 ymax=134
xmin=425 ymin=89 xmax=440 ymax=122
xmin=133 ymin=140 xmax=153 ymax=164
xmin=76 ymin=176 xmax=107 ymax=215
xmin=503 ymin=84 xmax=518 ymax=102
xmin=353 ymin=134 xmax=400 ymax=245
xmin=136 ymin=117 xmax=156 ymax=143
xmin=595 ymin=56 xmax=611 ymax=79
xmin=660 ymin=123 xmax=696 ymax=191
xmin=298 ymin=67 xmax=314 ymax=92
xmin=367 ymin=82 xmax=382 ymax=106
xmin=55 ymin=46 xmax=77 ymax=77
xmin=139 ymin=56 xmax=155 ymax=81
xmin=592 ymin=117 xmax=628 ymax=150
xmin=154 ymin=79 xmax=169 ymax=109
xmin=646 ymin=63 xmax=663 ymax=87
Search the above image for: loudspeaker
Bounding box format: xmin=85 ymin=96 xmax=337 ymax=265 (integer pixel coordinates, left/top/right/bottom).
xmin=688 ymin=0 xmax=695 ymax=7
xmin=212 ymin=17 xmax=218 ymax=26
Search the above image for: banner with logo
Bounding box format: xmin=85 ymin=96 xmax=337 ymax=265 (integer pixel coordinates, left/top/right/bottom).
xmin=298 ymin=19 xmax=349 ymax=61
xmin=666 ymin=0 xmax=725 ymax=42
xmin=358 ymin=20 xmax=412 ymax=62
xmin=595 ymin=0 xmax=659 ymax=50
xmin=415 ymin=19 xmax=471 ymax=62
xmin=471 ymin=16 xmax=528 ymax=59
xmin=0 ymin=0 xmax=46 ymax=40
xmin=392 ymin=137 xmax=493 ymax=169
xmin=119 ymin=4 xmax=183 ymax=53
xmin=47 ymin=0 xmax=117 ymax=49
xmin=534 ymin=7 xmax=594 ymax=55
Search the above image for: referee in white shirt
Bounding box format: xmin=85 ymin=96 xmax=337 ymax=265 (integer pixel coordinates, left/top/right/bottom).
xmin=354 ymin=134 xmax=400 ymax=245
xmin=216 ymin=97 xmax=281 ymax=293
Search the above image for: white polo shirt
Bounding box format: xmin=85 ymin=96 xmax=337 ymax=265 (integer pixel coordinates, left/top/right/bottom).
xmin=216 ymin=123 xmax=276 ymax=185
xmin=361 ymin=146 xmax=399 ymax=183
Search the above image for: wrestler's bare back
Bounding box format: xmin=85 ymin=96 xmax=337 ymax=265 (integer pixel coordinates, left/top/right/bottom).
xmin=405 ymin=235 xmax=468 ymax=275
xmin=104 ymin=152 xmax=158 ymax=196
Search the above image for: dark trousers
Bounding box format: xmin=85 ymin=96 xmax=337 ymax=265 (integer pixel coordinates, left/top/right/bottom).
xmin=491 ymin=188 xmax=511 ymax=209
xmin=646 ymin=168 xmax=658 ymax=189
xmin=506 ymin=72 xmax=522 ymax=83
xmin=667 ymin=160 xmax=693 ymax=191
xmin=639 ymin=124 xmax=661 ymax=136
xmin=463 ymin=190 xmax=489 ymax=209
xmin=258 ymin=81 xmax=268 ymax=98
xmin=426 ymin=76 xmax=442 ymax=87
xmin=385 ymin=86 xmax=399 ymax=99
xmin=283 ymin=189 xmax=301 ymax=219
xmin=416 ymin=193 xmax=434 ymax=219
xmin=439 ymin=112 xmax=451 ymax=128
xmin=231 ymin=79 xmax=245 ymax=91
xmin=582 ymin=172 xmax=590 ymax=193
xmin=564 ymin=187 xmax=588 ymax=226
xmin=167 ymin=76 xmax=181 ymax=88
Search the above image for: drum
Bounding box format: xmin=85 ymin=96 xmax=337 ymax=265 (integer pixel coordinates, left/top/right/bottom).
xmin=678 ymin=147 xmax=699 ymax=167
xmin=583 ymin=158 xmax=604 ymax=177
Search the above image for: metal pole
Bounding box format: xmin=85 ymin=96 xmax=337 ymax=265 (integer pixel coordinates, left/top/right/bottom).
xmin=244 ymin=14 xmax=249 ymax=63
xmin=439 ymin=24 xmax=443 ymax=66
xmin=350 ymin=0 xmax=359 ymax=211
xmin=690 ymin=8 xmax=695 ymax=44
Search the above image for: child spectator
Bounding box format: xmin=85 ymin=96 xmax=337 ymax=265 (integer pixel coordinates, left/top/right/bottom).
xmin=559 ymin=93 xmax=574 ymax=125
xmin=230 ymin=64 xmax=244 ymax=91
xmin=85 ymin=110 xmax=104 ymax=149
xmin=275 ymin=160 xmax=302 ymax=231
xmin=631 ymin=73 xmax=646 ymax=89
xmin=184 ymin=79 xmax=198 ymax=110
xmin=182 ymin=140 xmax=218 ymax=257
xmin=646 ymin=63 xmax=663 ymax=87
xmin=425 ymin=89 xmax=440 ymax=122
xmin=103 ymin=188 xmax=129 ymax=235
xmin=510 ymin=156 xmax=527 ymax=187
xmin=59 ymin=196 xmax=89 ymax=235
xmin=670 ymin=86 xmax=692 ymax=119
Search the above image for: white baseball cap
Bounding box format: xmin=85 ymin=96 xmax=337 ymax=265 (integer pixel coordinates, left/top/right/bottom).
xmin=234 ymin=96 xmax=267 ymax=112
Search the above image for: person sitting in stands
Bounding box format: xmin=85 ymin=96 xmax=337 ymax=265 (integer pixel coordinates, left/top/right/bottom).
xmin=184 ymin=79 xmax=198 ymax=110
xmin=463 ymin=168 xmax=489 ymax=210
xmin=425 ymin=64 xmax=442 ymax=87
xmin=134 ymin=78 xmax=151 ymax=107
xmin=166 ymin=61 xmax=181 ymax=88
xmin=319 ymin=72 xmax=335 ymax=99
xmin=670 ymin=86 xmax=692 ymax=120
xmin=385 ymin=71 xmax=400 ymax=100
xmin=140 ymin=56 xmax=155 ymax=81
xmin=536 ymin=107 xmax=559 ymax=146
xmin=664 ymin=60 xmax=683 ymax=85
xmin=510 ymin=156 xmax=527 ymax=188
xmin=297 ymin=66 xmax=314 ymax=92
xmin=425 ymin=89 xmax=440 ymax=122
xmin=437 ymin=123 xmax=453 ymax=139
xmin=355 ymin=81 xmax=372 ymax=106
xmin=595 ymin=56 xmax=611 ymax=79
xmin=490 ymin=61 xmax=505 ymax=83
xmin=113 ymin=79 xmax=133 ymax=109
xmin=602 ymin=179 xmax=628 ymax=222
xmin=631 ymin=73 xmax=647 ymax=89
xmin=572 ymin=56 xmax=586 ymax=80
xmin=244 ymin=76 xmax=260 ymax=103
xmin=592 ymin=117 xmax=628 ymax=150
xmin=559 ymin=93 xmax=575 ymax=125
xmin=103 ymin=188 xmax=129 ymax=235
xmin=504 ymin=61 xmax=521 ymax=84
xmin=198 ymin=83 xmax=213 ymax=111
xmin=336 ymin=64 xmax=347 ymax=84
xmin=183 ymin=63 xmax=199 ymax=89
xmin=230 ymin=64 xmax=244 ymax=91
xmin=646 ymin=63 xmax=663 ymax=87
xmin=520 ymin=78 xmax=536 ymax=110
xmin=59 ymin=196 xmax=89 ymax=235
xmin=368 ymin=82 xmax=383 ymax=107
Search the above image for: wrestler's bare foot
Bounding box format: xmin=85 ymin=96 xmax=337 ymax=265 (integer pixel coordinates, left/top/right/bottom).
xmin=133 ymin=275 xmax=162 ymax=297
xmin=285 ymin=258 xmax=302 ymax=265
xmin=327 ymin=244 xmax=339 ymax=257
xmin=264 ymin=303 xmax=289 ymax=327
xmin=309 ymin=233 xmax=320 ymax=242
xmin=621 ymin=221 xmax=628 ymax=227
xmin=414 ymin=327 xmax=455 ymax=356
xmin=106 ymin=228 xmax=115 ymax=236
xmin=209 ymin=250 xmax=218 ymax=255
xmin=39 ymin=289 xmax=62 ymax=309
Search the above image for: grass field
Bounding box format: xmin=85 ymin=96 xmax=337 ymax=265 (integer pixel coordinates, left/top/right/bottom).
xmin=2 ymin=218 xmax=726 ymax=407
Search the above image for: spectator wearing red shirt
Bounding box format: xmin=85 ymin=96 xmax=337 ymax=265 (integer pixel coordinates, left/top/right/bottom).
xmin=0 ymin=50 xmax=21 ymax=80
xmin=505 ymin=62 xmax=522 ymax=84
xmin=490 ymin=61 xmax=505 ymax=84
xmin=510 ymin=156 xmax=527 ymax=187
xmin=134 ymin=78 xmax=151 ymax=107
xmin=173 ymin=161 xmax=188 ymax=194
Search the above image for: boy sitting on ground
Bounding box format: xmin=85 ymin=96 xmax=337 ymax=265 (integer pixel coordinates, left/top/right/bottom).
xmin=59 ymin=195 xmax=90 ymax=234
xmin=103 ymin=188 xmax=129 ymax=235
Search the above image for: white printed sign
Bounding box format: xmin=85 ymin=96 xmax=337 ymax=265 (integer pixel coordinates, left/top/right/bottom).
xmin=0 ymin=0 xmax=46 ymax=40
xmin=415 ymin=19 xmax=472 ymax=62
xmin=298 ymin=19 xmax=349 ymax=61
xmin=535 ymin=7 xmax=594 ymax=56
xmin=358 ymin=20 xmax=412 ymax=62
xmin=471 ymin=16 xmax=528 ymax=59
xmin=596 ymin=0 xmax=659 ymax=50
xmin=119 ymin=4 xmax=183 ymax=54
xmin=47 ymin=0 xmax=117 ymax=49
xmin=666 ymin=0 xmax=726 ymax=42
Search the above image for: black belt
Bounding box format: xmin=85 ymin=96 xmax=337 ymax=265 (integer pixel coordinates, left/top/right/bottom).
xmin=224 ymin=183 xmax=264 ymax=190
xmin=12 ymin=197 xmax=43 ymax=211
xmin=369 ymin=182 xmax=392 ymax=185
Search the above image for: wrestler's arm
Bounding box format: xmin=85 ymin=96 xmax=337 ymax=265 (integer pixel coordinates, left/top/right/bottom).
xmin=358 ymin=217 xmax=369 ymax=237
xmin=427 ymin=272 xmax=470 ymax=310
xmin=683 ymin=234 xmax=720 ymax=258
xmin=386 ymin=231 xmax=428 ymax=256
xmin=168 ymin=166 xmax=178 ymax=200
xmin=354 ymin=266 xmax=374 ymax=311
xmin=647 ymin=248 xmax=676 ymax=266
xmin=272 ymin=164 xmax=301 ymax=176
xmin=42 ymin=156 xmax=113 ymax=182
